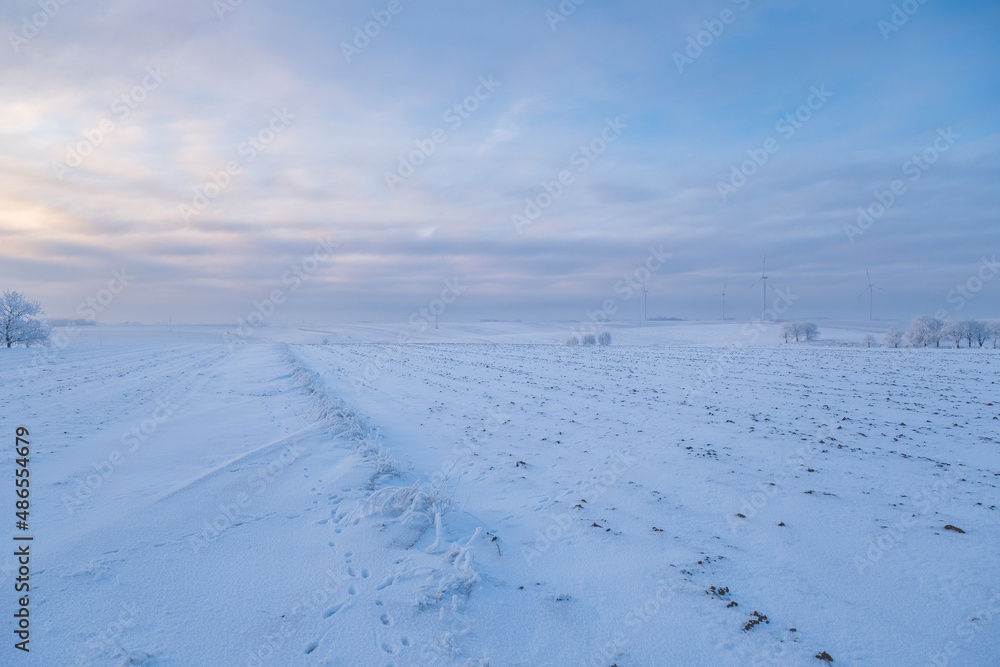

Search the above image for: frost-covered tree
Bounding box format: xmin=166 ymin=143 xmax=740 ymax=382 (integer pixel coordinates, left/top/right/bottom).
xmin=905 ymin=315 xmax=942 ymax=348
xmin=968 ymin=320 xmax=988 ymax=348
xmin=580 ymin=333 xmax=597 ymax=346
xmin=904 ymin=318 xmax=923 ymax=347
xmin=597 ymin=331 xmax=612 ymax=346
xmin=882 ymin=327 xmax=902 ymax=348
xmin=926 ymin=317 xmax=944 ymax=347
xmin=564 ymin=335 xmax=579 ymax=346
xmin=1 ymin=290 xmax=50 ymax=348
xmin=942 ymin=320 xmax=964 ymax=348
xmin=861 ymin=333 xmax=877 ymax=348
xmin=952 ymin=320 xmax=978 ymax=348
xmin=988 ymin=321 xmax=1000 ymax=349
xmin=781 ymin=322 xmax=818 ymax=343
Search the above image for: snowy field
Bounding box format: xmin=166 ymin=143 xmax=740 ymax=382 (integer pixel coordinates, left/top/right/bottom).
xmin=2 ymin=322 xmax=998 ymax=666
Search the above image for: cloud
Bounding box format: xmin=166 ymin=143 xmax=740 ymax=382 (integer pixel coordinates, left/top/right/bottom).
xmin=477 ymin=97 xmax=533 ymax=154
xmin=0 ymin=0 xmax=998 ymax=323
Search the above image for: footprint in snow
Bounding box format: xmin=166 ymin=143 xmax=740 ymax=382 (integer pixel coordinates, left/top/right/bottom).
xmin=322 ymin=601 xmax=348 ymax=618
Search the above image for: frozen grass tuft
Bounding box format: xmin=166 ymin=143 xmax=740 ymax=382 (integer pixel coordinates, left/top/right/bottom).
xmin=283 ymin=344 xmax=402 ymax=482
xmin=415 ymin=527 xmax=481 ymax=609
xmin=360 ymin=482 xmax=450 ymax=523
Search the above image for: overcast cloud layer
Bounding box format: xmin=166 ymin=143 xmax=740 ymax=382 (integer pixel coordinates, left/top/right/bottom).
xmin=1 ymin=0 xmax=998 ymax=324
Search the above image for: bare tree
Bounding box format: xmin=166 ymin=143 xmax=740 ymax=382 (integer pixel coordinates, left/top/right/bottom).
xmin=801 ymin=322 xmax=819 ymax=341
xmin=597 ymin=331 xmax=612 ymax=346
xmin=581 ymin=333 xmax=597 ymax=346
xmin=882 ymin=328 xmax=902 ymax=348
xmin=1 ymin=290 xmax=50 ymax=348
xmin=861 ymin=333 xmax=877 ymax=348
xmin=564 ymin=335 xmax=579 ymax=346
xmin=780 ymin=323 xmax=793 ymax=343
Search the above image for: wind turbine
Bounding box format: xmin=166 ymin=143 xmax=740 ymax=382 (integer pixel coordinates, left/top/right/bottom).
xmin=748 ymin=256 xmax=769 ymax=321
xmin=714 ymin=282 xmax=728 ymax=320
xmin=857 ymin=269 xmax=885 ymax=321
xmin=641 ymin=281 xmax=648 ymax=326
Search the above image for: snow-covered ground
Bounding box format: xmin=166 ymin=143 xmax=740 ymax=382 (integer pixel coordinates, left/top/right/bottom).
xmin=2 ymin=322 xmax=998 ymax=666
xmin=41 ymin=319 xmax=918 ymax=348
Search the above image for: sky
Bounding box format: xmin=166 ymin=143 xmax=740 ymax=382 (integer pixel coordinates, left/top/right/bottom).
xmin=1 ymin=0 xmax=998 ymax=325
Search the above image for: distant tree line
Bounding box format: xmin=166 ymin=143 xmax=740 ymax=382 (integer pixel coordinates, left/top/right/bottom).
xmin=780 ymin=322 xmax=819 ymax=343
xmin=904 ymin=316 xmax=998 ymax=349
xmin=565 ymin=332 xmax=612 ymax=346
xmin=47 ymin=318 xmax=97 ymax=327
